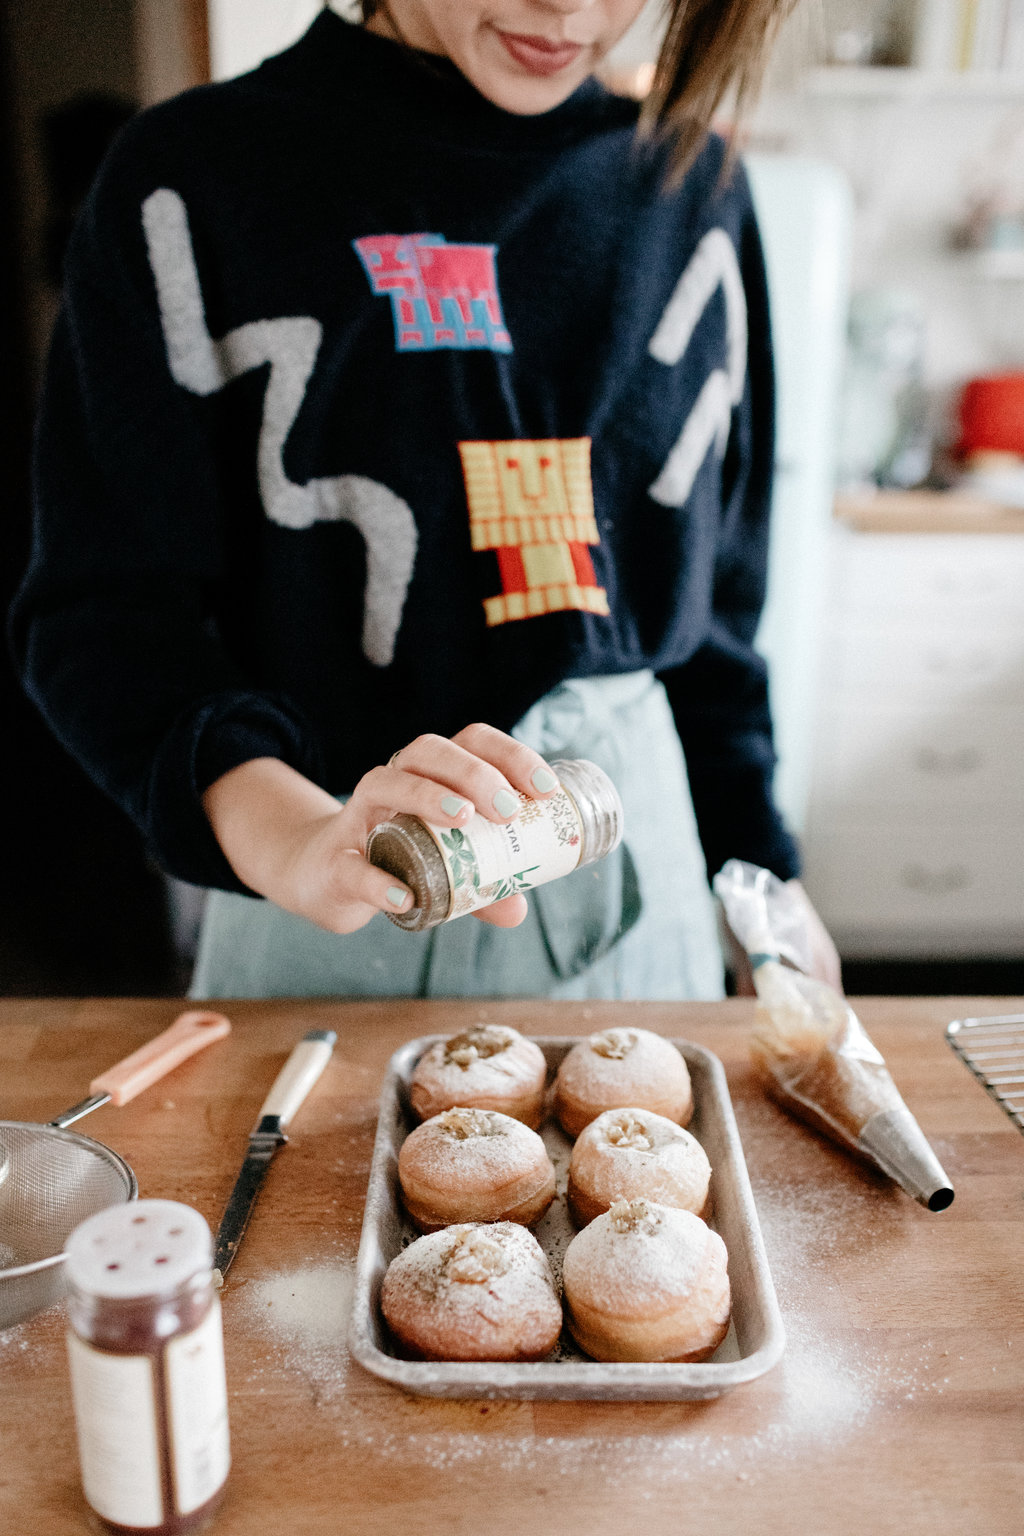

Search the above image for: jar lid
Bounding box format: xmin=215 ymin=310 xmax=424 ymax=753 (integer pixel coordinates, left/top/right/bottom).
xmin=366 ymin=813 xmax=452 ymax=930
xmin=64 ymin=1199 xmax=213 ymax=1300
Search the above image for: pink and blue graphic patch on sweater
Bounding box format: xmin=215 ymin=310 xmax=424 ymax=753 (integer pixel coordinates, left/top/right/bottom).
xmin=352 ymin=233 xmax=513 ymax=353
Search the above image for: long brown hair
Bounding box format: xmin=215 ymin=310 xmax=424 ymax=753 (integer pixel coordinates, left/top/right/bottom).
xmin=356 ymin=0 xmax=800 ymax=178
xmin=643 ymin=0 xmax=801 ymax=179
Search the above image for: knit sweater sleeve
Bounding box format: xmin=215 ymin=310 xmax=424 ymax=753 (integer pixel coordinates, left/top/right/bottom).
xmin=657 ymin=173 xmax=800 ymax=885
xmin=8 ymin=121 xmax=324 ymax=894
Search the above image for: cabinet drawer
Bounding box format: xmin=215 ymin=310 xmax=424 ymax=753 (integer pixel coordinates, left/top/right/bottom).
xmin=802 ymin=820 xmax=1024 ymax=935
xmin=826 ymin=624 xmax=1024 ymax=706
xmin=811 ymin=704 xmax=1024 ymax=814
xmin=834 ymin=533 xmax=1024 ymax=623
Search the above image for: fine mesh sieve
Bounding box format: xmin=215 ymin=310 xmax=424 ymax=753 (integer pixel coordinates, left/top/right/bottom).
xmin=0 ymin=1124 xmax=136 ymax=1327
xmin=0 ymin=1010 xmax=231 ymax=1329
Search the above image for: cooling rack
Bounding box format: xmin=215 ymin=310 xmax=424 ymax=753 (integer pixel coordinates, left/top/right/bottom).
xmin=946 ymin=1014 xmax=1024 ymax=1134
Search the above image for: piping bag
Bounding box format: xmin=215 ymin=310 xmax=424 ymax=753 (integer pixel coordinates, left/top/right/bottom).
xmin=713 ymin=860 xmax=954 ymax=1211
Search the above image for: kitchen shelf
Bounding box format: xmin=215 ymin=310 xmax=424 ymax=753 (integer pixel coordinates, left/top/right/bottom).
xmin=834 ymin=487 xmax=1024 ymax=533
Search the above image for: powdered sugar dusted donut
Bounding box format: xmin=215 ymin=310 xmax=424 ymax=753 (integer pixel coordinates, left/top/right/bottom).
xmin=553 ymin=1028 xmax=693 ymax=1138
xmin=567 ymin=1107 xmax=712 ymax=1226
xmin=409 ymin=1025 xmax=548 ymax=1128
xmin=398 ymin=1106 xmax=557 ymax=1232
xmin=562 ymin=1199 xmax=730 ymax=1363
xmin=381 ymin=1222 xmax=563 ymax=1362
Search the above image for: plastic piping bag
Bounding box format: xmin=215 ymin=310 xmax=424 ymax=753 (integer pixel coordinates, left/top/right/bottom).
xmin=713 ymin=860 xmax=953 ymax=1211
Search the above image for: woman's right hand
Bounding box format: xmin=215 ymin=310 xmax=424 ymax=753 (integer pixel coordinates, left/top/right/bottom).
xmin=201 ymin=724 xmax=562 ymax=935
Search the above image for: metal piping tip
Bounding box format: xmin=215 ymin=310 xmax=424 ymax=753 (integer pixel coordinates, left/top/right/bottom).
xmin=857 ymin=1106 xmax=954 ymax=1211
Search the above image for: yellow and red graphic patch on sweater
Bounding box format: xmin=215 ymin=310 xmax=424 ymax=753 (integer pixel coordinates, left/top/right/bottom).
xmin=459 ymin=438 xmax=609 ymax=627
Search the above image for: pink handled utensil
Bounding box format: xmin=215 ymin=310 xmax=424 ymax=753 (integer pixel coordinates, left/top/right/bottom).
xmin=57 ymin=1009 xmax=233 ymax=1123
xmin=0 ymin=1009 xmax=232 ymax=1328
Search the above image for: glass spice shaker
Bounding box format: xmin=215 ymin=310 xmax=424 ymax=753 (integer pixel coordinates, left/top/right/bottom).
xmin=366 ymin=756 xmax=623 ymax=931
xmin=64 ymin=1199 xmax=231 ymax=1535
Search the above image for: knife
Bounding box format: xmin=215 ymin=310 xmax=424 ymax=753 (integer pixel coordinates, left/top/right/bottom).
xmin=214 ymin=1028 xmax=336 ymax=1280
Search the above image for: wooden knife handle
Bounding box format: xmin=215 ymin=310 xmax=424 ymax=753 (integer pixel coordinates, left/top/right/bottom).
xmin=259 ymin=1030 xmax=336 ymax=1127
xmin=90 ymin=1010 xmax=232 ymax=1105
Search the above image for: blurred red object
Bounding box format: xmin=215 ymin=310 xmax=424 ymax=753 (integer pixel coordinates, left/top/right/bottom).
xmin=957 ymin=373 xmax=1024 ymax=456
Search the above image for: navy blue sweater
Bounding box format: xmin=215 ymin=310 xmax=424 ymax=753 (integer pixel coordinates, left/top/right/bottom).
xmin=11 ymin=13 xmax=799 ymax=895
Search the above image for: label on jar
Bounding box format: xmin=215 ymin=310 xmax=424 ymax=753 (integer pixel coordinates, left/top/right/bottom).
xmin=422 ymin=785 xmax=584 ymax=920
xmin=165 ymin=1298 xmax=231 ymax=1514
xmin=66 ymin=1300 xmax=230 ymax=1528
xmin=67 ymin=1333 xmax=164 ymax=1528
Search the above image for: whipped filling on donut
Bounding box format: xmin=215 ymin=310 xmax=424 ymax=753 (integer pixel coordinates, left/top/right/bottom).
xmin=443 ymin=1025 xmax=517 ymax=1070
xmin=443 ymin=1228 xmax=509 ymax=1284
xmin=609 ymin=1198 xmax=663 ymax=1235
xmin=602 ymin=1111 xmax=655 ymax=1150
xmin=589 ymin=1028 xmax=639 ymax=1060
xmin=435 ymin=1107 xmax=507 ymax=1140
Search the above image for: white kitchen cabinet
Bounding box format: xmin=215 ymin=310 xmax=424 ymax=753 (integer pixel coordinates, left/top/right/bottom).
xmin=801 ymin=519 xmax=1024 ymax=957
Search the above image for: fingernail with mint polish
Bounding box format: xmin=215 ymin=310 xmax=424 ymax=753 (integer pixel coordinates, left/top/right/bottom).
xmin=492 ymin=788 xmax=519 ymax=818
xmin=531 ymin=767 xmax=558 ymax=794
xmin=441 ymin=794 xmax=467 ymax=817
xmin=387 ymin=887 xmax=409 ymax=909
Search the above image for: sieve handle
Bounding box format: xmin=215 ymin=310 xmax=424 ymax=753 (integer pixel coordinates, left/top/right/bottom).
xmin=89 ymin=1010 xmax=232 ymax=1106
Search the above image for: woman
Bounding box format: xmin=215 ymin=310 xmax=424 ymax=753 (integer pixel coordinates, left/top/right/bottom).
xmin=11 ymin=0 xmax=839 ymax=999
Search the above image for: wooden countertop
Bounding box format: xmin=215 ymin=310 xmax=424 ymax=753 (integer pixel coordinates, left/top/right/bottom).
xmin=835 ymin=488 xmax=1024 ymax=534
xmin=2 ymin=996 xmax=1023 ymax=1535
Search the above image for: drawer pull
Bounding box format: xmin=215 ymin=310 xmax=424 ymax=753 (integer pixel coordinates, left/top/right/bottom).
xmin=913 ymin=746 xmax=983 ymax=776
xmin=900 ymin=863 xmax=971 ymax=894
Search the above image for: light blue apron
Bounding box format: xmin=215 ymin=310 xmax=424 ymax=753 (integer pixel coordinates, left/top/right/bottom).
xmin=189 ymin=672 xmax=725 ymax=1001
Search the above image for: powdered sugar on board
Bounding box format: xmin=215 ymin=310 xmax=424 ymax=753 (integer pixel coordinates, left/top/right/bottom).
xmin=230 ymin=1043 xmax=952 ymax=1483
xmin=233 ymin=1261 xmax=357 ymax=1401
xmin=228 ymin=1184 xmax=949 ymax=1489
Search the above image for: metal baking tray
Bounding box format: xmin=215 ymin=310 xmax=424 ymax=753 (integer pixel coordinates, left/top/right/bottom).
xmin=349 ymin=1035 xmax=785 ymax=1400
xmin=947 ymin=1014 xmax=1024 ymax=1134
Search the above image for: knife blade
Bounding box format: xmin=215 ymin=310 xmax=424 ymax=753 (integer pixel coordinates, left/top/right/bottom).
xmin=214 ymin=1028 xmax=336 ymax=1280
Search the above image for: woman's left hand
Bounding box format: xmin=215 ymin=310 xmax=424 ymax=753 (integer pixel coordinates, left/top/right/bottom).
xmin=783 ymin=879 xmax=843 ymax=989
xmin=723 ymin=879 xmax=842 ymax=996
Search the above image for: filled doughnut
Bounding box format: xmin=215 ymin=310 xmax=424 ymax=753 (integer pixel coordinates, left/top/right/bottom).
xmin=409 ymin=1025 xmax=548 ymax=1128
xmin=553 ymin=1028 xmax=693 ymax=1138
xmin=380 ymin=1222 xmax=563 ymax=1362
xmin=567 ymin=1107 xmax=712 ymax=1226
xmin=562 ymin=1198 xmax=730 ymax=1363
xmin=398 ymin=1106 xmax=557 ymax=1232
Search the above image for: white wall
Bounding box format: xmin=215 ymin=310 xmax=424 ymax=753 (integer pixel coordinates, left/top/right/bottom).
xmin=207 ymin=0 xmax=331 ymax=79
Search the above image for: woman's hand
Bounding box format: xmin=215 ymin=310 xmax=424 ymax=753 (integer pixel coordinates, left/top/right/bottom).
xmin=723 ymin=879 xmax=843 ymax=996
xmin=201 ymin=723 xmax=562 ymax=935
xmin=785 ymin=879 xmax=843 ymax=991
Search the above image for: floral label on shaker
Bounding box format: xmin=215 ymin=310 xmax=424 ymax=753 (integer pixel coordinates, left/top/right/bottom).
xmin=421 ymin=786 xmax=584 ymax=919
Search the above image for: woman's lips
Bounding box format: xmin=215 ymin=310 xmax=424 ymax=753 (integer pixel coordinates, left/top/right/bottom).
xmin=497 ymin=31 xmax=585 ymax=76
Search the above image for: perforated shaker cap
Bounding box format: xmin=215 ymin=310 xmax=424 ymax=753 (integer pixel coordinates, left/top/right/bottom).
xmin=64 ymin=1199 xmax=213 ymax=1299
